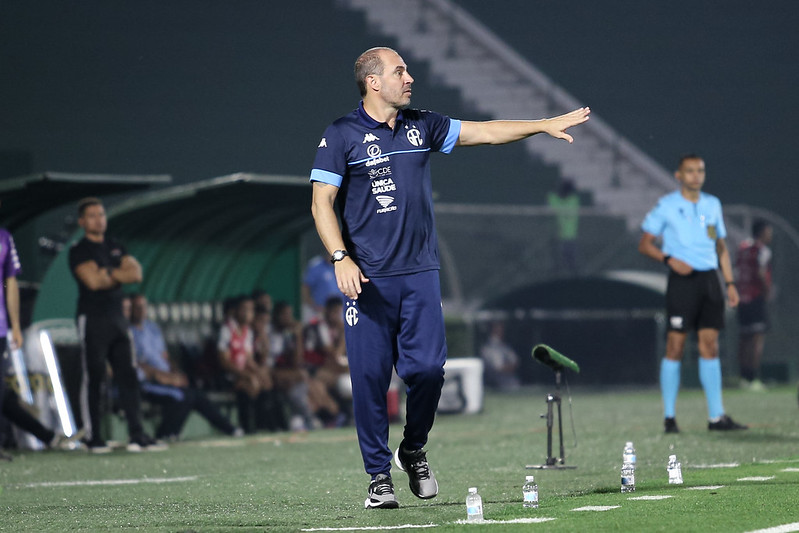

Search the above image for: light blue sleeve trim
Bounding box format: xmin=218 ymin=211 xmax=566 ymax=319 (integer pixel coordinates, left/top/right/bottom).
xmin=441 ymin=119 xmax=461 ymax=154
xmin=309 ymin=169 xmax=343 ymax=187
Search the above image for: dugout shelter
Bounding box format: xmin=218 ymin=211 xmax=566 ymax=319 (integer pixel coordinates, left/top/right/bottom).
xmin=32 ymin=173 xmax=312 ymax=322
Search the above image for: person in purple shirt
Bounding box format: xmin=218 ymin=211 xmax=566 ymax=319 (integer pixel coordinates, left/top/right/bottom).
xmin=310 ymin=46 xmax=590 ymax=509
xmin=0 ymin=223 xmax=23 ymax=461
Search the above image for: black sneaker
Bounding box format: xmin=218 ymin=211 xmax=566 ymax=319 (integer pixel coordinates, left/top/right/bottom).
xmin=364 ymin=473 xmax=399 ymax=509
xmin=394 ymin=443 xmax=439 ymax=499
xmin=86 ymin=438 xmax=112 ymax=454
xmin=664 ymin=417 xmax=680 ymax=434
xmin=127 ymin=433 xmax=169 ymax=452
xmin=708 ymin=414 xmax=748 ymax=431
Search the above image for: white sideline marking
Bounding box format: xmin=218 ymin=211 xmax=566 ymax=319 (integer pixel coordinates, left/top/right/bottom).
xmin=302 ymin=526 xmax=436 ymax=532
xmin=22 ymin=476 xmax=198 ymax=488
xmin=571 ymin=505 xmax=620 ymax=512
xmin=745 ymin=522 xmax=799 ymax=533
xmin=781 ymin=468 xmax=799 ymax=472
xmin=686 ymin=485 xmax=725 ymax=490
xmin=758 ymin=459 xmax=799 ymax=464
xmin=453 ymin=518 xmax=557 ymax=525
xmin=738 ymin=476 xmax=776 ymax=482
xmin=628 ymin=495 xmax=672 ymax=500
xmin=692 ymin=462 xmax=740 ymax=469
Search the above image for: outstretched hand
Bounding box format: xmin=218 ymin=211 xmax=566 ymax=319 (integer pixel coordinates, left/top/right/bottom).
xmin=545 ymin=107 xmax=591 ymax=143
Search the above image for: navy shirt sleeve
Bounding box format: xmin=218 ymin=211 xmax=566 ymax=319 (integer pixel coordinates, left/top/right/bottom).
xmin=419 ymin=110 xmax=461 ymax=154
xmin=310 ymin=124 xmax=348 ymax=187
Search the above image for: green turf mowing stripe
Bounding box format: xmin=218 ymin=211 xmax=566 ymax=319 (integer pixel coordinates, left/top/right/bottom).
xmin=21 ymin=475 xmax=198 ymax=488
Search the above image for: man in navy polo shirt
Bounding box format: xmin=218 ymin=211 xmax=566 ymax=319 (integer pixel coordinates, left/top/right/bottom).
xmin=310 ymin=46 xmax=590 ymax=509
xmin=639 ymin=154 xmax=747 ymax=434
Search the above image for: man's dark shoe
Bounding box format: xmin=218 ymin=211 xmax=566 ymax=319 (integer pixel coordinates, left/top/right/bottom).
xmin=664 ymin=417 xmax=680 ymax=434
xmin=86 ymin=438 xmax=112 ymax=454
xmin=394 ymin=443 xmax=439 ymax=499
xmin=127 ymin=433 xmax=168 ymax=452
xmin=708 ymin=414 xmax=748 ymax=431
xmin=364 ymin=473 xmax=399 ymax=509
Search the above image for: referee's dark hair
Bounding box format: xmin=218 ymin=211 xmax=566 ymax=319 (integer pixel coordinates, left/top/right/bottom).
xmin=77 ymin=197 xmax=103 ymax=217
xmin=677 ymin=153 xmax=703 ymax=169
xmin=354 ymin=46 xmax=396 ymax=97
xmin=752 ymin=218 xmax=771 ymax=239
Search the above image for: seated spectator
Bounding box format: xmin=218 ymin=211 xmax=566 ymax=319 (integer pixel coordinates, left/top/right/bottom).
xmin=129 ymin=293 xmax=243 ymax=440
xmin=303 ymin=297 xmax=352 ymax=426
xmin=480 ymin=321 xmax=521 ymax=391
xmin=217 ymin=295 xmax=278 ymax=433
xmin=251 ymin=289 xmax=273 ymax=315
xmin=271 ymin=301 xmax=339 ymax=430
xmin=252 ymin=302 xmax=287 ymax=431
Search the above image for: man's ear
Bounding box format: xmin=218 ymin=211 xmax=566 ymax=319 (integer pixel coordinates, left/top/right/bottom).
xmin=367 ymin=74 xmax=380 ymax=92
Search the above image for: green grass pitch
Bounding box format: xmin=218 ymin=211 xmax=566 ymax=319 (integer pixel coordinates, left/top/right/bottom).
xmin=1 ymin=385 xmax=798 ymax=531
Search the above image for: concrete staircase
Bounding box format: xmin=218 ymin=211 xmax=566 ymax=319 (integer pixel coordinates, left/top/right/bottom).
xmin=338 ymin=0 xmax=677 ymax=230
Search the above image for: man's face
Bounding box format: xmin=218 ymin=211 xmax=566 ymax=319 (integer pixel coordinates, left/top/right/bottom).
xmin=237 ymin=300 xmax=255 ymax=326
xmin=131 ymin=296 xmax=147 ymax=324
xmin=79 ymin=204 xmax=107 ymax=236
xmin=675 ymin=158 xmax=706 ymax=192
xmin=761 ymin=226 xmax=774 ymax=244
xmin=371 ymin=50 xmax=414 ymax=109
xmin=325 ymin=304 xmax=343 ymax=327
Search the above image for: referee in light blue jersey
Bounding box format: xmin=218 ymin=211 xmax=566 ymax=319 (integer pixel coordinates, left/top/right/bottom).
xmin=310 ymin=46 xmax=590 ymax=509
xmin=639 ymin=154 xmax=747 ymax=434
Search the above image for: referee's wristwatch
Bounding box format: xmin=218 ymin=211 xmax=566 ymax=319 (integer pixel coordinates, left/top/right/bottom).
xmin=330 ymin=250 xmax=349 ymax=264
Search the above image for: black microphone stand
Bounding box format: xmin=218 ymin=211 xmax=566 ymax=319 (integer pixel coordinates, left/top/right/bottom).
xmin=526 ymin=368 xmax=576 ymax=470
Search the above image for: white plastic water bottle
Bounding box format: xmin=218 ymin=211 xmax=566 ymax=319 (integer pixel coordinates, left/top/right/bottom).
xmin=623 ymin=441 xmax=636 ymax=465
xmin=621 ymin=462 xmax=636 ymax=493
xmin=522 ymin=475 xmax=539 ymax=508
xmin=466 ymin=487 xmax=483 ymax=521
xmin=621 ymin=441 xmax=636 ymax=493
xmin=668 ymin=454 xmax=683 ymax=484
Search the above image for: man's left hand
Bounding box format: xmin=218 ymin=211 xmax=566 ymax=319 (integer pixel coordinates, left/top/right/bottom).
xmin=544 ymin=107 xmax=591 ymax=143
xmin=727 ymin=284 xmax=740 ymax=308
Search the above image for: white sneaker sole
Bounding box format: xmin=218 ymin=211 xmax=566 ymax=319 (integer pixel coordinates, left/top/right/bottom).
xmin=393 ymin=447 xmax=439 ymax=499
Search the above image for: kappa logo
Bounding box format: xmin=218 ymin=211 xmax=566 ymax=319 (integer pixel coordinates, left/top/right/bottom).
xmin=406 ymin=127 xmax=423 ymax=147
xmin=345 ymin=301 xmax=359 ymax=327
xmin=366 ymin=144 xmax=382 ymax=158
xmin=376 ymin=195 xmax=394 ymax=208
xmin=670 ymin=316 xmax=684 ymax=329
xmin=362 ymin=133 xmax=380 ymax=143
xmin=318 ymin=138 xmax=327 ymax=148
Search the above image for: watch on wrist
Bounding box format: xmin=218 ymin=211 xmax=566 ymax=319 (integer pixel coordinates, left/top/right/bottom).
xmin=662 ymin=255 xmax=671 ymax=265
xmin=330 ymin=250 xmax=349 ymax=264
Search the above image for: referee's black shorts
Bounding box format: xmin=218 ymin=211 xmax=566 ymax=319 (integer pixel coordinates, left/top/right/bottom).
xmin=666 ymin=269 xmax=725 ymax=332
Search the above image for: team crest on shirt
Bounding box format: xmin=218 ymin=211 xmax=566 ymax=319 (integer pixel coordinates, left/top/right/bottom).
xmin=345 ymin=301 xmax=359 ymax=327
xmin=406 ymin=126 xmax=423 ymax=146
